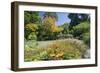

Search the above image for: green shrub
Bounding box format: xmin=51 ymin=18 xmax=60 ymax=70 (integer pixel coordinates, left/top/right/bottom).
xmin=28 ymin=32 xmax=37 ymax=40
xmin=81 ymin=32 xmax=90 ymax=47
xmin=57 ymin=34 xmax=73 ymax=39
xmin=72 ymin=21 xmax=90 ymax=38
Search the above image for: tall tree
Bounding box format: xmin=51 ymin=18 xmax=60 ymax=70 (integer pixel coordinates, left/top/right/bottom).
xmin=42 ymin=12 xmax=62 ymax=33
xmin=68 ymin=13 xmax=90 ymax=29
xmin=37 ymin=12 xmax=63 ymax=40
xmin=24 ymin=11 xmax=41 ymax=25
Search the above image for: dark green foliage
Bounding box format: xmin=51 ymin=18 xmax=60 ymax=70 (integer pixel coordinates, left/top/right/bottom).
xmin=24 ymin=11 xmax=41 ymax=24
xmin=37 ymin=24 xmax=47 ymax=41
xmin=79 ymin=14 xmax=90 ymax=22
xmin=68 ymin=13 xmax=80 ymax=27
xmin=68 ymin=13 xmax=90 ymax=30
xmin=24 ymin=12 xmax=31 ymax=25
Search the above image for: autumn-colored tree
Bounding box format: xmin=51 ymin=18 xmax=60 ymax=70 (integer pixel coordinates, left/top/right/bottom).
xmin=43 ymin=12 xmax=63 ymax=33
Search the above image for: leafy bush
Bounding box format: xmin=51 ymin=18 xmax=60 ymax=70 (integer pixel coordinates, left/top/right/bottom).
xmin=25 ymin=23 xmax=38 ymax=32
xmin=72 ymin=21 xmax=90 ymax=38
xmin=25 ymin=23 xmax=38 ymax=40
xmin=24 ymin=39 xmax=88 ymax=61
xmin=81 ymin=32 xmax=90 ymax=47
xmin=28 ymin=32 xmax=37 ymax=40
xmin=71 ymin=21 xmax=90 ymax=46
xmin=24 ymin=45 xmax=34 ymax=61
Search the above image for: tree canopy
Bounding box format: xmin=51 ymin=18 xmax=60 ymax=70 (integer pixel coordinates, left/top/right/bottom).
xmin=68 ymin=13 xmax=90 ymax=29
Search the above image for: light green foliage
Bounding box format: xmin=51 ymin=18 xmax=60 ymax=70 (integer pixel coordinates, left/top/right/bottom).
xmin=57 ymin=23 xmax=73 ymax=39
xmin=73 ymin=22 xmax=90 ymax=33
xmin=28 ymin=32 xmax=37 ymax=40
xmin=24 ymin=45 xmax=34 ymax=61
xmin=25 ymin=23 xmax=38 ymax=40
xmin=72 ymin=21 xmax=90 ymax=45
xmin=61 ymin=23 xmax=70 ymax=34
xmin=81 ymin=32 xmax=90 ymax=46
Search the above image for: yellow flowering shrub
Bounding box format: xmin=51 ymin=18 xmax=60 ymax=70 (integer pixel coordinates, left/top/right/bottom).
xmin=24 ymin=38 xmax=87 ymax=61
xmin=25 ymin=23 xmax=38 ymax=32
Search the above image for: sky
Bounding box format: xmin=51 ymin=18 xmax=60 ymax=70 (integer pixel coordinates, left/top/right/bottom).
xmin=39 ymin=12 xmax=71 ymax=26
